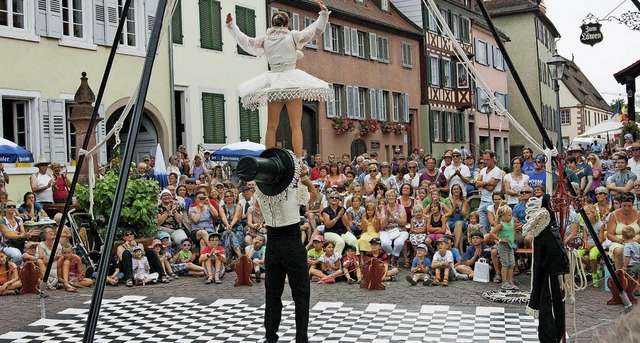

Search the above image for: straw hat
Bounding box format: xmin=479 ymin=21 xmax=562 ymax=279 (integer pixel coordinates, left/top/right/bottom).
xmin=34 ymin=157 xmax=50 ymax=167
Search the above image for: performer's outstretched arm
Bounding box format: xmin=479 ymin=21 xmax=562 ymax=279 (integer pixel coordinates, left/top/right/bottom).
xmin=292 ymin=1 xmax=330 ymax=49
xmin=226 ymin=13 xmax=265 ymax=56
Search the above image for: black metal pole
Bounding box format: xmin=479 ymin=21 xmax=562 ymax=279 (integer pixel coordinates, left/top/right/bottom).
xmin=632 ymin=0 xmax=640 ymax=11
xmin=82 ymin=0 xmax=168 ymax=341
xmin=474 ymin=0 xmax=630 ymax=307
xmin=40 ymin=0 xmax=134 ymax=295
xmin=627 ymin=76 xmax=636 ymax=122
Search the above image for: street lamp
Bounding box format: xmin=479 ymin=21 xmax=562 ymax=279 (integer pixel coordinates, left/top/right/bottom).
xmin=481 ymin=99 xmax=492 ymax=151
xmin=547 ymin=50 xmax=567 ymax=154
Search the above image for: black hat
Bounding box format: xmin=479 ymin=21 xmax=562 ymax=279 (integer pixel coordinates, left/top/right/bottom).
xmin=239 ymin=185 xmax=251 ymax=193
xmin=369 ymin=237 xmax=381 ymax=245
xmin=208 ymin=232 xmax=222 ymax=239
xmin=236 ymin=147 xmax=296 ymax=196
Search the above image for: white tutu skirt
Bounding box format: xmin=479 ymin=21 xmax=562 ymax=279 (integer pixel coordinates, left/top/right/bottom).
xmin=239 ymin=68 xmax=334 ymax=110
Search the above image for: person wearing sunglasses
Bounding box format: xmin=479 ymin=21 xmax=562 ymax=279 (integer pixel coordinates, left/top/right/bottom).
xmin=188 ymin=190 xmax=220 ymax=252
xmin=322 ymin=191 xmax=358 ymax=256
xmin=403 ymin=161 xmax=421 ymax=188
xmin=527 ymin=156 xmax=547 ymax=190
xmin=363 ymin=164 xmax=380 ymax=196
xmin=1 ymin=200 xmax=39 ymax=264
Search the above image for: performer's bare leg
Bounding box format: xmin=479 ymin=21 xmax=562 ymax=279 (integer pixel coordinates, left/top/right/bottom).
xmin=266 ymin=101 xmax=285 ymax=151
xmin=285 ymin=99 xmax=303 ymax=158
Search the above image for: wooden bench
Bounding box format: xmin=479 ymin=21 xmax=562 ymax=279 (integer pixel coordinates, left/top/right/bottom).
xmin=515 ymin=248 xmax=532 ymax=255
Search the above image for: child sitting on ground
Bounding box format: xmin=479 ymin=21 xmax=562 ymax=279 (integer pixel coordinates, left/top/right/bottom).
xmin=245 ymin=235 xmax=266 ymax=283
xmin=149 ymin=239 xmax=174 ymax=281
xmin=463 ymin=231 xmax=492 ymax=279
xmin=431 ymin=238 xmax=454 ymax=286
xmin=490 ymin=205 xmax=518 ymax=290
xmin=622 ymin=226 xmax=640 ymax=295
xmin=443 ymin=234 xmax=470 ymax=280
xmin=106 ymin=255 xmax=122 ymax=286
xmin=346 ymin=196 xmax=365 ymax=238
xmin=365 ymin=237 xmax=399 ymax=282
xmin=21 ymin=242 xmax=45 ymax=292
xmin=310 ymin=241 xmax=342 ymax=284
xmin=132 ymin=246 xmax=158 ymax=285
xmin=173 ymin=238 xmax=205 ymax=277
xmin=342 ymin=245 xmax=362 ymax=284
xmin=406 ymin=243 xmax=432 ymax=286
xmin=0 ymin=250 xmax=21 ymax=295
xmin=57 ymin=243 xmax=94 ymax=292
xmin=307 ymin=236 xmax=325 ymax=275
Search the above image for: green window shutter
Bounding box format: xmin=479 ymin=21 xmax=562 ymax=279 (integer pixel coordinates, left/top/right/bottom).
xmin=172 ymin=0 xmax=183 ymax=44
xmin=443 ymin=112 xmax=449 ymax=142
xmin=427 ymin=57 xmax=432 ymax=86
xmin=202 ymin=93 xmax=226 ymax=144
xmin=460 ymin=112 xmax=466 ymax=142
xmin=439 ymin=59 xmax=445 ymax=87
xmin=236 ymin=6 xmax=255 ymax=55
xmin=451 ymin=61 xmax=457 ymax=89
xmin=200 ymin=0 xmax=222 ymax=50
xmin=239 ymin=100 xmax=261 ymax=143
xmin=429 ymin=109 xmax=435 ymax=141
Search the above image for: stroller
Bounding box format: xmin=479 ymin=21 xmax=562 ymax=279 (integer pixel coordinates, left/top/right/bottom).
xmin=66 ymin=209 xmax=102 ymax=278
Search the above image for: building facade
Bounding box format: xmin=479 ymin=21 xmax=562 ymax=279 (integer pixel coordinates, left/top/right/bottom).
xmin=471 ymin=21 xmax=510 ymax=166
xmin=0 ymin=0 xmax=172 ymax=197
xmin=485 ymin=0 xmax=560 ymax=157
xmin=170 ymin=0 xmax=268 ymax=156
xmin=268 ymin=0 xmax=422 ymax=162
xmin=559 ymin=59 xmax=612 ymax=147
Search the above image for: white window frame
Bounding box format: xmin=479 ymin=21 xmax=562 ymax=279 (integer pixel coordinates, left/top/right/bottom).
xmin=377 ymin=35 xmax=389 ymax=63
xmin=59 ymin=0 xmax=96 ymax=50
xmin=561 ymin=109 xmax=571 ymax=125
xmin=62 ymin=0 xmax=84 ymax=38
xmin=380 ymin=90 xmax=389 ymax=122
xmin=443 ymin=58 xmax=452 ymax=88
xmin=381 ymin=0 xmax=389 ymax=12
xmin=428 ymin=10 xmax=438 ymax=33
xmin=429 ymin=55 xmax=440 ymax=86
xmin=446 ymin=112 xmax=454 ymax=142
xmin=0 ymin=0 xmax=38 ymax=41
xmin=475 ymin=39 xmax=488 ymax=65
xmin=304 ymin=16 xmax=318 ymax=48
xmin=333 ymin=84 xmax=343 ymax=117
xmin=451 ymin=13 xmax=460 ymax=39
xmin=0 ymin=98 xmax=30 ymax=151
xmin=358 ymin=88 xmax=366 ymax=119
xmin=1 ymin=0 xmax=26 ymax=29
xmin=401 ymin=42 xmax=413 ymax=68
xmin=392 ymin=93 xmax=400 ymax=122
xmin=493 ymin=46 xmax=505 ymax=71
xmin=356 ymin=31 xmax=365 ymax=58
xmin=433 ymin=111 xmax=441 ymax=141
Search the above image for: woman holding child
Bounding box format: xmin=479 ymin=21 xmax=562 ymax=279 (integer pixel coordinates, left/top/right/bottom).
xmin=606 ymin=192 xmax=640 ymax=269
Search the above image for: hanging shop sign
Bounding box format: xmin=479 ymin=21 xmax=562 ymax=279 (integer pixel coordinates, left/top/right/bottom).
xmin=580 ymin=22 xmax=603 ymax=46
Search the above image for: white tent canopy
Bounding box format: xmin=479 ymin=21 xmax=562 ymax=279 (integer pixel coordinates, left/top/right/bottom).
xmin=577 ymin=120 xmax=628 ymax=137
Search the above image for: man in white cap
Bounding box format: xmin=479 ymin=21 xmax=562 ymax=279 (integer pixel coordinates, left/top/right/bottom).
xmin=444 ymin=149 xmax=471 ymax=196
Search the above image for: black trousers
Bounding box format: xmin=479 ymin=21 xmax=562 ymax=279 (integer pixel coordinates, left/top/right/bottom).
xmin=538 ymin=275 xmax=565 ymax=343
xmin=120 ymin=249 xmax=166 ymax=281
xmin=264 ymin=222 xmax=310 ymax=343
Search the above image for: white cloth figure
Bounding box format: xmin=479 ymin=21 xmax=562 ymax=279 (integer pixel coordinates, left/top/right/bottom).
xmin=227 ymin=10 xmax=334 ymax=110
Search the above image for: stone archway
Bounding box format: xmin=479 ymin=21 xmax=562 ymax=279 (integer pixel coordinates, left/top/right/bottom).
xmin=350 ymin=139 xmax=367 ymax=159
xmin=106 ymin=108 xmax=158 ymax=163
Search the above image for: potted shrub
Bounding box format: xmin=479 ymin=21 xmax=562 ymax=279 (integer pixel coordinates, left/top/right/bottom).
xmin=359 ymin=119 xmax=378 ymax=135
xmin=331 ymin=117 xmax=355 ymax=135
xmin=76 ymin=171 xmax=160 ymax=241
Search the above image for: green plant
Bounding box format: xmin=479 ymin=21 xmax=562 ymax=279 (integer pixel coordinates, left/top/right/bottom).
xmin=621 ymin=120 xmax=640 ymax=142
xmin=359 ymin=119 xmax=378 ymax=135
xmin=76 ymin=171 xmax=160 ymax=238
xmin=331 ymin=117 xmax=355 ymax=134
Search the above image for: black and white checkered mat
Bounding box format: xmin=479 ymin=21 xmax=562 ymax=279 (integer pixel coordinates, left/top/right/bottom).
xmin=0 ymin=296 xmax=539 ymax=342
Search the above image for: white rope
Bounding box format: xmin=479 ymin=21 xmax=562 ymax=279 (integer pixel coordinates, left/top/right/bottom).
xmin=79 ymin=0 xmax=178 ymax=216
xmin=422 ymin=0 xmax=544 ymax=153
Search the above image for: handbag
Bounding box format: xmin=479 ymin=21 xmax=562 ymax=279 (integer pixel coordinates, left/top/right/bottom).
xmin=472 ymin=258 xmax=490 ymax=283
xmin=387 ymin=227 xmax=400 ymax=241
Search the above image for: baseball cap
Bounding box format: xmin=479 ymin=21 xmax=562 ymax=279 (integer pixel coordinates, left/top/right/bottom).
xmin=158 ymin=232 xmax=170 ymax=240
xmin=132 ymin=246 xmax=143 ymax=252
xmin=313 ymin=236 xmax=326 ymax=242
xmin=398 ymin=155 xmax=406 ymax=160
xmin=416 ymin=244 xmax=428 ymax=251
xmin=369 ymin=237 xmax=382 ymax=245
xmin=344 ymin=245 xmax=356 ymax=252
xmin=394 ymin=148 xmax=401 ymax=153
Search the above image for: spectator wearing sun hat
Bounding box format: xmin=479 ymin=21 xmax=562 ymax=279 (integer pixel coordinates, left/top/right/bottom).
xmin=30 ymin=157 xmax=54 ymax=204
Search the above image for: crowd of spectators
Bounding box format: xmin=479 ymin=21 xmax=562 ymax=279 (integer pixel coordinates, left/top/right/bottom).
xmin=2 ymin=139 xmax=640 ymax=295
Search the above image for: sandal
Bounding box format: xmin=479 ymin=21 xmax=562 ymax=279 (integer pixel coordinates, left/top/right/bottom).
xmin=126 ymin=279 xmax=134 ymax=287
xmin=442 ymin=278 xmax=449 ymax=287
xmin=493 ymin=275 xmax=502 ymax=283
xmin=403 ymin=262 xmax=411 ymax=269
xmin=161 ymin=276 xmax=170 ymax=283
xmin=214 ymin=279 xmax=222 ymax=284
xmin=46 ymin=283 xmax=57 ymax=291
xmin=170 ymin=273 xmax=178 ymax=279
xmin=65 ymin=284 xmax=77 ymax=292
xmin=205 ymin=277 xmax=213 ymax=284
xmin=432 ymin=278 xmax=441 ymax=286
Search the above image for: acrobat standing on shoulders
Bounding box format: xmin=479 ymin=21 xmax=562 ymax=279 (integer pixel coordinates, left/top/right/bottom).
xmin=226 ymin=0 xmax=333 ymax=160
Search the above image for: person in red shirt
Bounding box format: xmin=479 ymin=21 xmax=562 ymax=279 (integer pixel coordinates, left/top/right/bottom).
xmin=199 ymin=232 xmax=226 ymax=284
xmin=365 ymin=238 xmax=398 ymax=281
xmin=310 ymin=154 xmax=324 ymax=181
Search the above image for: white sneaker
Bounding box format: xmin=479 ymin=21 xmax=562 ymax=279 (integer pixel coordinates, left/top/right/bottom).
xmin=456 ymin=274 xmax=470 ymax=281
